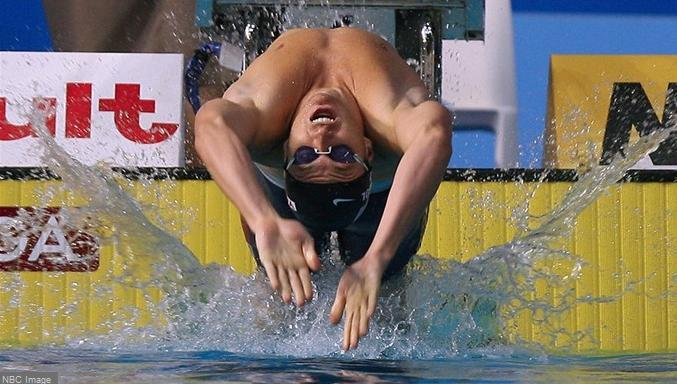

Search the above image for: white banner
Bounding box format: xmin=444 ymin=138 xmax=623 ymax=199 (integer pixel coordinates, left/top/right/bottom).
xmin=0 ymin=52 xmax=184 ymax=167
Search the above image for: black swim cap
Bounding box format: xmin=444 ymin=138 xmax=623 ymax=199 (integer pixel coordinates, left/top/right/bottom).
xmin=284 ymin=170 xmax=372 ymax=231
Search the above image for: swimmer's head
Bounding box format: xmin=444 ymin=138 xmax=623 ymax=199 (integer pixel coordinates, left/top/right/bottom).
xmin=285 ymin=88 xmax=374 ymax=230
xmin=287 ymin=87 xmax=373 ymax=184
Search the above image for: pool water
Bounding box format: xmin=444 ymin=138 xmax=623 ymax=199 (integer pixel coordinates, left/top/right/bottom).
xmin=0 ymin=349 xmax=675 ymax=383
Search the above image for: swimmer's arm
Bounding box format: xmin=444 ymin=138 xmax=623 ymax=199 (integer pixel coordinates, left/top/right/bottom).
xmin=329 ymin=100 xmax=452 ymax=350
xmin=195 ymin=73 xmax=297 ymax=230
xmin=367 ymin=101 xmax=452 ymax=270
xmin=195 ymin=97 xmax=277 ymax=230
xmin=195 ymin=98 xmax=321 ymax=306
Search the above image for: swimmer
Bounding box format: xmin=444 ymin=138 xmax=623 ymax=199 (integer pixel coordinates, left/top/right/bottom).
xmin=195 ymin=28 xmax=452 ymax=351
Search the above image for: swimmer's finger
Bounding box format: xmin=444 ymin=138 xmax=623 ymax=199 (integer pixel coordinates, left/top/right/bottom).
xmin=359 ymin=305 xmax=369 ymax=337
xmin=350 ymin=307 xmax=360 ymax=350
xmin=302 ymin=238 xmax=321 ymax=272
xmin=288 ymin=270 xmax=305 ymax=307
xmin=298 ymin=268 xmax=313 ymax=301
xmin=261 ymin=259 xmax=279 ymax=291
xmin=329 ymin=290 xmax=346 ymax=325
xmin=367 ymin=292 xmax=377 ymax=318
xmin=277 ymin=267 xmax=292 ymax=304
xmin=343 ymin=311 xmax=354 ymax=351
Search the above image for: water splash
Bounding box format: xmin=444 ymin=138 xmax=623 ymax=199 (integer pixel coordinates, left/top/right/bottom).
xmin=4 ymin=100 xmax=675 ymax=359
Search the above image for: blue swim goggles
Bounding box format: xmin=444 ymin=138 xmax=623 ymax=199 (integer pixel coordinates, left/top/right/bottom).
xmin=285 ymin=145 xmax=370 ymax=171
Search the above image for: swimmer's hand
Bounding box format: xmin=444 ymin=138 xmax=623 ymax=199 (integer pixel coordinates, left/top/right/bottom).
xmin=329 ymin=257 xmax=385 ymax=351
xmin=255 ymin=217 xmax=321 ymax=306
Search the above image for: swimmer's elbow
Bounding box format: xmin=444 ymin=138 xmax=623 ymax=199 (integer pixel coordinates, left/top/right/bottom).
xmin=396 ymin=100 xmax=452 ymax=151
xmin=412 ymin=103 xmax=453 ymax=158
xmin=195 ymin=99 xmax=256 ymax=152
xmin=195 ymin=102 xmax=226 ymax=156
xmin=195 ymin=99 xmax=229 ymax=135
xmin=428 ymin=103 xmax=453 ymax=139
xmin=427 ymin=123 xmax=452 ymax=162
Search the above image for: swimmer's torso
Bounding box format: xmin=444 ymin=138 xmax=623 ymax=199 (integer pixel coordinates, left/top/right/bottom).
xmin=222 ymin=28 xmax=430 ymax=189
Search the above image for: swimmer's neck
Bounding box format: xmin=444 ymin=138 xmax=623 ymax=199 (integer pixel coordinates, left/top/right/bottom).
xmin=305 ymin=69 xmax=355 ymax=95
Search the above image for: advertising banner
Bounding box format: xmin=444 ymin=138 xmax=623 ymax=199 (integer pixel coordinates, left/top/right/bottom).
xmin=545 ymin=55 xmax=677 ymax=170
xmin=0 ymin=52 xmax=184 ymax=167
xmin=0 ymin=207 xmax=99 ymax=272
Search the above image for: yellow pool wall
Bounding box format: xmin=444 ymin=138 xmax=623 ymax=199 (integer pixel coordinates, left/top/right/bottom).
xmin=0 ymin=175 xmax=675 ymax=353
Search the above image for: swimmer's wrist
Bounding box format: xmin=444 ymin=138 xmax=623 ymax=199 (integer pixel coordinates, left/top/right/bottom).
xmin=362 ymin=249 xmax=392 ymax=275
xmin=247 ymin=205 xmax=281 ymax=233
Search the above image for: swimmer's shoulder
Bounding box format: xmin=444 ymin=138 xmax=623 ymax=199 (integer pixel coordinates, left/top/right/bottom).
xmin=273 ymin=28 xmax=386 ymax=49
xmin=270 ymin=28 xmax=329 ymax=49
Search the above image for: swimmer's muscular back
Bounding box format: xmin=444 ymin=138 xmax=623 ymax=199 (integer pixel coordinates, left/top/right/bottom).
xmin=223 ymin=28 xmax=429 ymax=154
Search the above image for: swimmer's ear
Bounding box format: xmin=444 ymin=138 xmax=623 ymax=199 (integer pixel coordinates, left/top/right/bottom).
xmin=364 ymin=137 xmax=374 ymax=163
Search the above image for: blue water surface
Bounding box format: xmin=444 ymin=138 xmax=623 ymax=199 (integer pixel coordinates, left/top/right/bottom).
xmin=0 ymin=349 xmax=675 ymax=383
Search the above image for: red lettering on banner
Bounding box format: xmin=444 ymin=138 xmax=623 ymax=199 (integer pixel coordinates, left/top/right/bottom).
xmin=0 ymin=207 xmax=99 ymax=272
xmin=0 ymin=82 xmax=178 ymax=144
xmin=65 ymin=82 xmax=92 ymax=138
xmin=98 ymin=84 xmax=179 ymax=144
xmin=0 ymin=98 xmax=56 ymax=140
